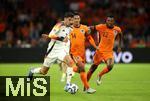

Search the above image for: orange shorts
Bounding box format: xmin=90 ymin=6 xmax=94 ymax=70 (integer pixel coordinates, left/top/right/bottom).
xmin=71 ymin=54 xmax=85 ymax=64
xmin=93 ymin=51 xmax=114 ymax=65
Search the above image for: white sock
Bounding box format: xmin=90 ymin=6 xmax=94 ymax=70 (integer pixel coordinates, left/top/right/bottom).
xmin=62 ymin=73 xmax=66 ymax=79
xmin=31 ymin=68 xmax=41 ymax=74
xmin=61 ymin=73 xmax=66 ymax=82
xmin=66 ymin=67 xmax=73 ymax=84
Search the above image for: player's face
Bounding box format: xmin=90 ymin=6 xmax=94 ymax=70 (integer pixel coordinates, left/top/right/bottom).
xmin=73 ymin=15 xmax=80 ymax=25
xmin=106 ymin=17 xmax=114 ymax=28
xmin=64 ymin=17 xmax=72 ymax=26
xmin=70 ymin=17 xmax=74 ymax=25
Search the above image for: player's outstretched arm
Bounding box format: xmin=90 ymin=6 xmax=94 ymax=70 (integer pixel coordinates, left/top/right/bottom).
xmin=116 ymin=32 xmax=122 ymax=53
xmin=88 ymin=26 xmax=95 ymax=31
xmin=89 ymin=25 xmax=101 ymax=45
xmin=86 ymin=34 xmax=99 ymax=50
xmin=42 ymin=22 xmax=66 ymax=41
xmin=41 ymin=33 xmax=58 ymax=40
xmin=41 ymin=34 xmax=50 ymax=39
xmin=41 ymin=33 xmax=65 ymax=41
xmin=86 ymin=26 xmax=99 ymax=50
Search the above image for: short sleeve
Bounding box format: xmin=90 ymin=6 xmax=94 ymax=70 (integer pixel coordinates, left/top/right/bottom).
xmin=84 ymin=25 xmax=90 ymax=34
xmin=95 ymin=24 xmax=104 ymax=31
xmin=48 ymin=23 xmax=61 ymax=36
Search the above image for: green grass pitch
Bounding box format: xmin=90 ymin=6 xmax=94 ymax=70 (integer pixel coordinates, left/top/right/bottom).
xmin=0 ymin=63 xmax=150 ymax=101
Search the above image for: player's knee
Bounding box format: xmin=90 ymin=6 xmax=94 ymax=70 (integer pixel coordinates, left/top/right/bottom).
xmin=40 ymin=67 xmax=49 ymax=75
xmin=65 ymin=56 xmax=74 ymax=67
xmin=41 ymin=71 xmax=48 ymax=75
xmin=107 ymin=64 xmax=113 ymax=71
xmin=77 ymin=62 xmax=85 ymax=72
xmin=90 ymin=64 xmax=98 ymax=73
xmin=68 ymin=60 xmax=75 ymax=67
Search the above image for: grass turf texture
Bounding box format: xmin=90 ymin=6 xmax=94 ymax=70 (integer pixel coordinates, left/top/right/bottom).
xmin=0 ymin=63 xmax=150 ymax=101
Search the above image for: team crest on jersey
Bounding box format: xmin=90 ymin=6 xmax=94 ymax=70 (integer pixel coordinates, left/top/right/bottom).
xmin=80 ymin=29 xmax=85 ymax=34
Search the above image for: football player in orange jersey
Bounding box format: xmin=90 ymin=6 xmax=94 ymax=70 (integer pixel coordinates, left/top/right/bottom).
xmin=87 ymin=15 xmax=122 ymax=85
xmin=69 ymin=12 xmax=99 ymax=93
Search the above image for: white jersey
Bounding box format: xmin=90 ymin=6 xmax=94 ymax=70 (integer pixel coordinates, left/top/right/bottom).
xmin=46 ymin=22 xmax=72 ymax=57
xmin=43 ymin=22 xmax=72 ymax=67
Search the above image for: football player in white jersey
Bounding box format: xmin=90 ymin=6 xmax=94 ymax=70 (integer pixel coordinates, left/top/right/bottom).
xmin=27 ymin=12 xmax=75 ymax=85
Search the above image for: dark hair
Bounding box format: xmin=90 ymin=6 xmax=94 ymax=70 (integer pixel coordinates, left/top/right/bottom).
xmin=73 ymin=11 xmax=79 ymax=16
xmin=107 ymin=14 xmax=114 ymax=18
xmin=64 ymin=12 xmax=74 ymax=18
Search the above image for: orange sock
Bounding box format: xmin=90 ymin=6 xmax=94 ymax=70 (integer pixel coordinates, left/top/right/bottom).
xmin=80 ymin=72 xmax=89 ymax=89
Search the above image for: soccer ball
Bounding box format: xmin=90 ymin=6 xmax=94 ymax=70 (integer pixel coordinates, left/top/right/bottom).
xmin=64 ymin=83 xmax=79 ymax=94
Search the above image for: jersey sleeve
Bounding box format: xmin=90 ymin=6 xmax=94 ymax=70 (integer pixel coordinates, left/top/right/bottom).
xmin=95 ymin=24 xmax=102 ymax=31
xmin=84 ymin=25 xmax=90 ymax=33
xmin=82 ymin=25 xmax=91 ymax=36
xmin=48 ymin=23 xmax=62 ymax=37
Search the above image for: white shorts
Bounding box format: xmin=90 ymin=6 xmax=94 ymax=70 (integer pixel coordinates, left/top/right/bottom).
xmin=43 ymin=49 xmax=67 ymax=67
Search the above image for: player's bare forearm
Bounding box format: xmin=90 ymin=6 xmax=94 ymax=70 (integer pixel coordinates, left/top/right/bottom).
xmin=41 ymin=33 xmax=58 ymax=40
xmin=117 ymin=32 xmax=122 ymax=53
xmin=62 ymin=37 xmax=68 ymax=43
xmin=42 ymin=33 xmax=65 ymax=42
xmin=87 ymin=35 xmax=99 ymax=50
xmin=41 ymin=34 xmax=50 ymax=40
xmin=119 ymin=32 xmax=122 ymax=47
xmin=49 ymin=34 xmax=59 ymax=40
xmin=97 ymin=31 xmax=100 ymax=44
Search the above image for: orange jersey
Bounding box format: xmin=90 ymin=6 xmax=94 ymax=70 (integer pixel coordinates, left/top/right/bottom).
xmin=70 ymin=24 xmax=89 ymax=61
xmin=96 ymin=24 xmax=122 ymax=52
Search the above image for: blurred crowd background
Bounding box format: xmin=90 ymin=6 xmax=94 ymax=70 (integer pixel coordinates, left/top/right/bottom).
xmin=0 ymin=0 xmax=149 ymax=48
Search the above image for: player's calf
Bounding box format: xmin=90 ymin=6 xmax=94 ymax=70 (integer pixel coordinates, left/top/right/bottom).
xmin=63 ymin=55 xmax=76 ymax=84
xmin=27 ymin=66 xmax=49 ymax=81
xmin=106 ymin=58 xmax=114 ymax=70
xmin=90 ymin=64 xmax=98 ymax=73
xmin=87 ymin=64 xmax=98 ymax=81
xmin=39 ymin=66 xmax=49 ymax=75
xmin=97 ymin=59 xmax=114 ymax=85
xmin=107 ymin=64 xmax=113 ymax=71
xmin=106 ymin=60 xmax=114 ymax=73
xmin=76 ymin=61 xmax=85 ymax=73
xmin=60 ymin=62 xmax=67 ymax=82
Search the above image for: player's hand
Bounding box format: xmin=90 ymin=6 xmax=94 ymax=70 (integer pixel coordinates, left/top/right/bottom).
xmin=88 ymin=26 xmax=95 ymax=30
xmin=96 ymin=46 xmax=100 ymax=50
xmin=117 ymin=47 xmax=121 ymax=53
xmin=41 ymin=34 xmax=49 ymax=39
xmin=63 ymin=37 xmax=68 ymax=43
